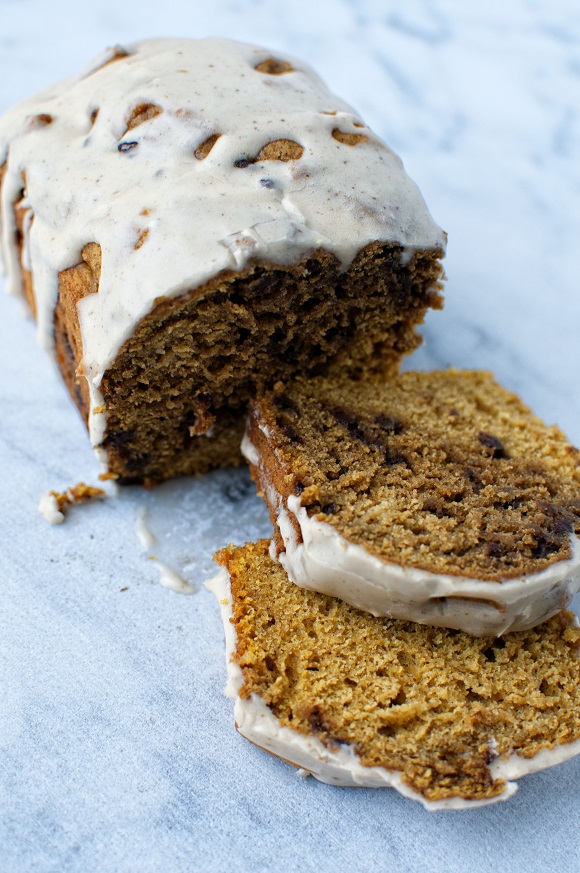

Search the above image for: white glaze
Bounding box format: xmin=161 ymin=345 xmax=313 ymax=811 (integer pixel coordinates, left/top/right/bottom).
xmin=280 ymin=495 xmax=580 ymax=636
xmin=153 ymin=559 xmax=195 ymax=595
xmin=489 ymin=737 xmax=580 ymax=782
xmin=0 ymin=38 xmax=445 ymax=451
xmin=135 ymin=505 xmax=157 ymax=550
xmin=240 ymin=430 xmax=260 ymax=467
xmin=207 ymin=566 xmax=580 ymax=810
xmin=38 ymin=492 xmax=65 ymax=525
xmin=242 ymin=432 xmax=580 ymax=635
xmin=134 ymin=504 xmax=195 ymax=594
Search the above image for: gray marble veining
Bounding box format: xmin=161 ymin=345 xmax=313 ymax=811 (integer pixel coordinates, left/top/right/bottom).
xmin=1 ymin=2 xmax=579 ymax=872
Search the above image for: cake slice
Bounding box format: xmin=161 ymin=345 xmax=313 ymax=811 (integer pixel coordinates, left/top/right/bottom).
xmin=244 ymin=370 xmax=580 ymax=635
xmin=0 ymin=38 xmax=445 ymax=484
xmin=209 ymin=540 xmax=580 ymax=809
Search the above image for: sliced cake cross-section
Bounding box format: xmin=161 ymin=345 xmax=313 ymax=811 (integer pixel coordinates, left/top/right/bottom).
xmin=243 ymin=370 xmax=580 ymax=635
xmin=209 ymin=540 xmax=580 ymax=809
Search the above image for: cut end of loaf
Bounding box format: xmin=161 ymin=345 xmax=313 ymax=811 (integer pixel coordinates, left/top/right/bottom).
xmin=54 ymin=240 xmax=443 ymax=484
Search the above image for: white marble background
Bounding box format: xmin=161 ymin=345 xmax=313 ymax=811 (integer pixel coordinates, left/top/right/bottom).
xmin=1 ymin=1 xmax=579 ymax=871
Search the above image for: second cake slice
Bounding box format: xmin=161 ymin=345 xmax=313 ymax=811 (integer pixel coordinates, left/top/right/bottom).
xmin=243 ymin=369 xmax=580 ymax=635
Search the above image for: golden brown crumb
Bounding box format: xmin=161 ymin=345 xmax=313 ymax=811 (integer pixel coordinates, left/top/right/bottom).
xmin=98 ymin=471 xmax=119 ymax=482
xmin=255 ymin=140 xmax=304 ymax=162
xmin=68 ymin=482 xmax=106 ymax=502
xmin=216 ymin=539 xmax=580 ymax=803
xmin=48 ymin=482 xmax=106 ymax=519
xmin=93 ymin=242 xmax=442 ymax=484
xmin=332 ymin=129 xmax=368 ymax=146
xmin=249 ymin=370 xmax=580 ymax=580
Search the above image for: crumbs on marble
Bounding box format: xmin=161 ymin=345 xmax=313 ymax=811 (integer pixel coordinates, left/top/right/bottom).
xmin=38 ymin=482 xmax=106 ymax=525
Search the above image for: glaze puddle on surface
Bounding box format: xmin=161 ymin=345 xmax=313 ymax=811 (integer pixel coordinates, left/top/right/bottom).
xmin=128 ymin=466 xmax=271 ymax=594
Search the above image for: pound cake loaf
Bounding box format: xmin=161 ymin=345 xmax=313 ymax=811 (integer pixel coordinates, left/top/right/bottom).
xmin=0 ymin=38 xmax=445 ymax=484
xmin=209 ymin=540 xmax=580 ymax=809
xmin=244 ymin=370 xmax=580 ymax=635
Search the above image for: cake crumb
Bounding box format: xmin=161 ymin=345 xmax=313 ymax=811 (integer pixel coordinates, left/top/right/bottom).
xmin=38 ymin=482 xmax=106 ymax=524
xmin=98 ymin=471 xmax=119 ymax=481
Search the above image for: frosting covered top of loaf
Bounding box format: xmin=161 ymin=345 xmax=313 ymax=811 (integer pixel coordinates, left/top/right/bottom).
xmin=0 ymin=38 xmax=445 ymax=443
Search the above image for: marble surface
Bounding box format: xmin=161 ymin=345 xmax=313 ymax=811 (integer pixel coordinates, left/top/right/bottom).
xmin=1 ymin=1 xmax=579 ymax=871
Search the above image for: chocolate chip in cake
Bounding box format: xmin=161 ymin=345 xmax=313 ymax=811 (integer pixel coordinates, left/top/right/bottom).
xmin=537 ymin=500 xmax=574 ymax=534
xmin=384 ymin=450 xmax=408 ymax=467
xmin=273 ymin=393 xmax=298 ymax=414
xmin=478 ymin=432 xmax=508 ymax=459
xmin=105 ymin=428 xmax=136 ymax=450
xmin=124 ymin=450 xmax=150 ymax=471
xmin=283 ymin=424 xmax=302 ymax=444
xmin=306 ymin=258 xmax=324 ymax=276
xmin=308 ymin=705 xmax=328 ymax=734
xmin=464 ymin=467 xmax=483 ymax=490
xmin=486 ymin=541 xmax=505 ymax=559
xmin=118 ymin=141 xmax=138 ymax=153
xmin=321 ymin=503 xmax=338 ymax=515
xmin=532 ymin=535 xmax=561 ymax=560
xmin=329 ymin=405 xmax=365 ymax=438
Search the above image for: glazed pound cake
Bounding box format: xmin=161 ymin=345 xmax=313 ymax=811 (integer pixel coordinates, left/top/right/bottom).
xmin=244 ymin=370 xmax=580 ymax=635
xmin=210 ymin=540 xmax=580 ymax=809
xmin=0 ymin=38 xmax=445 ymax=484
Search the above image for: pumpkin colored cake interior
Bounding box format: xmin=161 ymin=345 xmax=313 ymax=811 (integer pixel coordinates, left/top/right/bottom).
xmin=216 ymin=539 xmax=580 ymax=804
xmin=247 ymin=370 xmax=580 ymax=581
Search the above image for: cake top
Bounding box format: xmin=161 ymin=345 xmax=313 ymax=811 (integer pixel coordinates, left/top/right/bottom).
xmin=249 ymin=369 xmax=580 ymax=581
xmin=0 ymin=37 xmax=445 ymax=391
xmin=216 ymin=539 xmax=580 ymax=805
